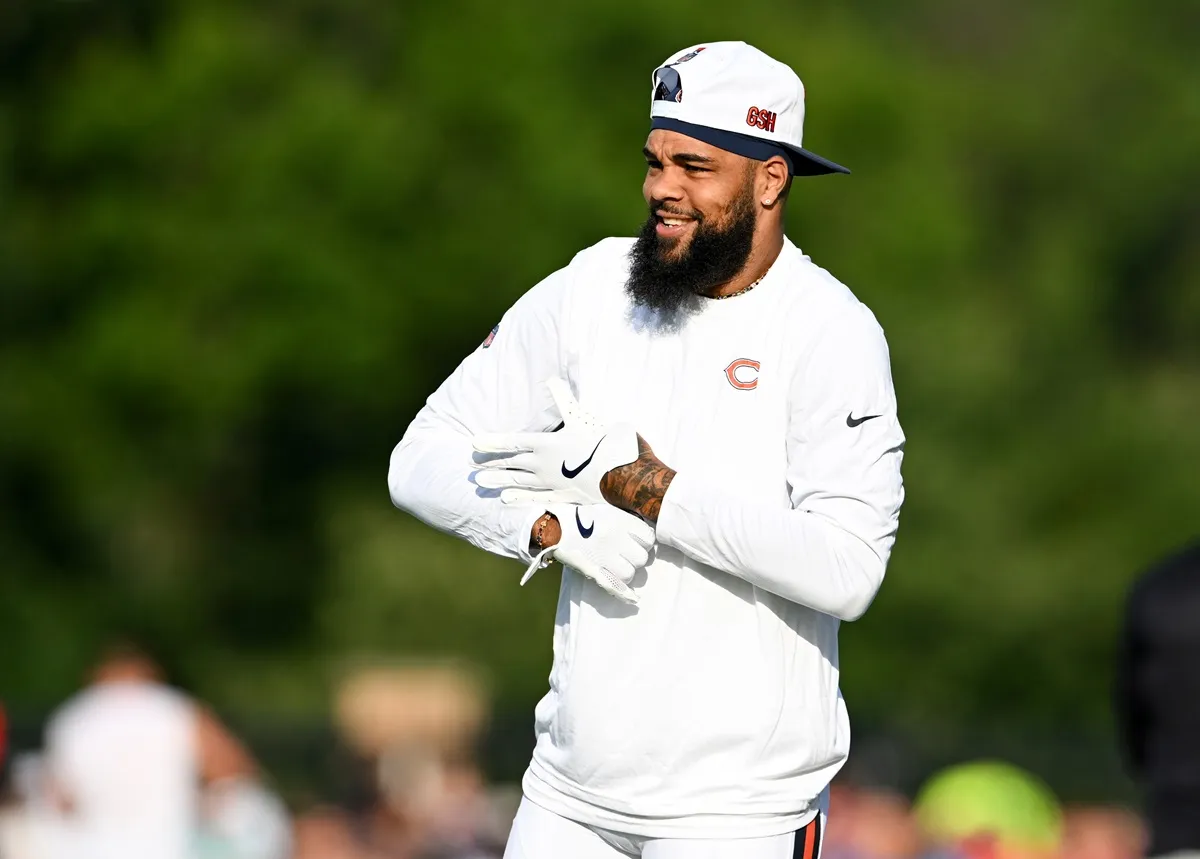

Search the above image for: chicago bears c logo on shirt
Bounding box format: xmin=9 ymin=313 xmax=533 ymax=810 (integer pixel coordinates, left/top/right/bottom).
xmin=725 ymin=358 xmax=760 ymax=390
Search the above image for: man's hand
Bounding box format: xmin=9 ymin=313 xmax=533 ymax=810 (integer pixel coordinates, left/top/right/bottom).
xmin=473 ymin=378 xmax=639 ymax=506
xmin=521 ymin=503 xmax=655 ymax=605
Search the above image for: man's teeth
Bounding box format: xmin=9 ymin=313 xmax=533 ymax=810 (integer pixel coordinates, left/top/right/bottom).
xmin=662 ymin=218 xmax=687 ymax=226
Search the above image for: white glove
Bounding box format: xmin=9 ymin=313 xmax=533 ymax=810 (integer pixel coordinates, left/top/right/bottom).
xmin=522 ymin=503 xmax=655 ymax=605
xmin=472 ymin=378 xmax=639 ymax=506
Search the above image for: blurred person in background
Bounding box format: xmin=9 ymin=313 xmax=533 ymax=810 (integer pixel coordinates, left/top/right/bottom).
xmin=912 ymin=761 xmax=1062 ymax=859
xmin=390 ymin=40 xmax=904 ymax=859
xmin=40 ymin=641 xmax=290 ymax=859
xmin=1117 ymin=539 xmax=1200 ymax=859
xmin=822 ymin=782 xmax=932 ymax=859
xmin=293 ymin=806 xmax=381 ymax=859
xmin=1057 ymin=805 xmax=1145 ymax=859
xmin=0 ymin=748 xmax=71 ymax=858
xmin=304 ymin=664 xmax=504 ymax=859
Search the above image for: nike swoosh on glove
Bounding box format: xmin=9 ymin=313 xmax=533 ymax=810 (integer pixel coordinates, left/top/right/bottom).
xmin=521 ymin=503 xmax=655 ymax=605
xmin=472 ymin=378 xmax=638 ymax=506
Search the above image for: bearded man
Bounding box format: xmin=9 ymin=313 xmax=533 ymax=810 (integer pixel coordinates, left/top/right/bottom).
xmin=389 ymin=41 xmax=906 ymax=859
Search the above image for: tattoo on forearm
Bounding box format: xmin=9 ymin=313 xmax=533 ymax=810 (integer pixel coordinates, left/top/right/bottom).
xmin=601 ymin=436 xmax=676 ymax=523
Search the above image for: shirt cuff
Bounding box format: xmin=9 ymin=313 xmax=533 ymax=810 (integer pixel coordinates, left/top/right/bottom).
xmin=655 ymin=470 xmax=708 ymax=552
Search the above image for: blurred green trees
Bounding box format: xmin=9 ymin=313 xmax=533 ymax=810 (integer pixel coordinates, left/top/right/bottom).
xmin=1 ymin=0 xmax=1198 ymax=763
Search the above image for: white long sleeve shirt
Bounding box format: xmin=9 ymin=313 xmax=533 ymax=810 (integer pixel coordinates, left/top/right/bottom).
xmin=389 ymin=236 xmax=905 ymax=839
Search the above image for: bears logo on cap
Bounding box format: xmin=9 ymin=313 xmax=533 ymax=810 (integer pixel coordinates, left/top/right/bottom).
xmin=653 ymin=46 xmax=706 ymax=104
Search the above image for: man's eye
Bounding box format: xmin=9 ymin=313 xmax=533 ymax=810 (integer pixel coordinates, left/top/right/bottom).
xmin=684 ymin=165 xmax=709 ymax=173
xmin=645 ymin=160 xmax=662 ymax=170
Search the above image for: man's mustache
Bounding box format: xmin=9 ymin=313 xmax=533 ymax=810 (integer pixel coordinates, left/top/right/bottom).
xmin=649 ymin=201 xmax=703 ymax=222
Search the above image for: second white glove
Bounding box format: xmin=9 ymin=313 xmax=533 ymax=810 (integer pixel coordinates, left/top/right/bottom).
xmin=521 ymin=503 xmax=655 ymax=605
xmin=472 ymin=378 xmax=639 ymax=506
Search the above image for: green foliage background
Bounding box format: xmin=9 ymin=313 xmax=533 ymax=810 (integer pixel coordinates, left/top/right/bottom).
xmin=2 ymin=0 xmax=1198 ymax=794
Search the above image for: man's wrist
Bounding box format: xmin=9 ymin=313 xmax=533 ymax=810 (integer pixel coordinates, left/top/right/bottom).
xmin=530 ymin=512 xmax=562 ymax=555
xmin=603 ymin=468 xmax=675 ymax=523
xmin=600 ymin=435 xmax=675 ymax=524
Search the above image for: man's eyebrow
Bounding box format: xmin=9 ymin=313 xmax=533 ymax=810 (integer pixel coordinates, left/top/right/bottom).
xmin=642 ymin=147 xmax=717 ymax=165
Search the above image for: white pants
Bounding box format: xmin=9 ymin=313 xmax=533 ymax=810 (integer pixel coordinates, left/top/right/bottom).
xmin=503 ymin=797 xmax=825 ymax=859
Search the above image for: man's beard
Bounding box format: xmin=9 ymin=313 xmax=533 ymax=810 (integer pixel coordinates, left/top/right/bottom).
xmin=625 ymin=184 xmax=757 ymax=322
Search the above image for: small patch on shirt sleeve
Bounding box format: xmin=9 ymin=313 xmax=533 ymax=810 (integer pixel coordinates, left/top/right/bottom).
xmin=481 ymin=323 xmax=499 ymax=348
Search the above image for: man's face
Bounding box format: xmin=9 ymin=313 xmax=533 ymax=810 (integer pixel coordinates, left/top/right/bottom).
xmin=640 ymin=129 xmax=756 ymax=258
xmin=625 ymin=130 xmax=760 ymax=320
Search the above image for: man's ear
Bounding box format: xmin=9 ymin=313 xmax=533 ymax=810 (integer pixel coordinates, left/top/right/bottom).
xmin=760 ymin=156 xmax=790 ymax=206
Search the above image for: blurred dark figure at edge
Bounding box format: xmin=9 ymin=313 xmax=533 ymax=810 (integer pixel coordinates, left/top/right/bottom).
xmin=1117 ymin=539 xmax=1200 ymax=859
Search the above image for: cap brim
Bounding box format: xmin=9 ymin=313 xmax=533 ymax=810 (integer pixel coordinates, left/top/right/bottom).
xmin=649 ymin=117 xmax=849 ymax=177
xmin=787 ymin=146 xmax=851 ymax=177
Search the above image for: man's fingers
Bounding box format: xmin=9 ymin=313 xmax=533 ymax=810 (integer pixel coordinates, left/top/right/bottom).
xmin=499 ymin=487 xmax=555 ymax=505
xmin=545 ymin=378 xmax=580 ymax=425
xmin=537 ymin=554 xmax=640 ymax=605
xmin=625 ymin=520 xmax=657 ymax=549
xmin=623 ymin=543 xmax=652 ymax=570
xmin=471 ymin=433 xmax=538 ymax=456
xmin=546 ymin=377 xmax=602 ymax=430
xmin=602 ymin=570 xmax=640 ymax=605
xmin=474 ymin=469 xmax=543 ymax=491
xmin=578 ymin=560 xmax=639 ymax=604
xmin=472 ymin=469 xmax=511 ymax=490
xmin=486 ymin=452 xmax=537 ymax=472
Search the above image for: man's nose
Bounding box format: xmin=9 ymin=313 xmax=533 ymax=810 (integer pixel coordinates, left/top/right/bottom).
xmin=645 ymin=168 xmax=684 ymax=206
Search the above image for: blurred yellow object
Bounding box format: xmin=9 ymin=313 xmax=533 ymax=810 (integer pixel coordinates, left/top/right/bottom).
xmin=913 ymin=760 xmax=1063 ymax=851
